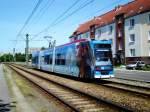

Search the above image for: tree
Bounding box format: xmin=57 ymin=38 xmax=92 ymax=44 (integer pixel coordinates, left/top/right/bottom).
xmin=15 ymin=53 xmax=25 ymax=62
xmin=0 ymin=53 xmax=13 ymax=62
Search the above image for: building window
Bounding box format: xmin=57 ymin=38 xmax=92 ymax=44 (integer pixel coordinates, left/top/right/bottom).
xmin=82 ymin=33 xmax=86 ymax=38
xmin=148 ymin=31 xmax=150 ymax=40
xmin=130 ymin=18 xmax=135 ymax=27
xmin=108 ymin=26 xmax=113 ymax=34
xmin=130 ymin=49 xmax=135 ymax=56
xmin=78 ymin=35 xmax=81 ymax=39
xmin=97 ymin=29 xmax=101 ymax=37
xmin=85 ymin=32 xmax=89 ymax=38
xmin=129 ymin=34 xmax=135 ymax=43
xmin=149 ymin=47 xmax=150 ymax=56
xmin=148 ymin=14 xmax=150 ymax=23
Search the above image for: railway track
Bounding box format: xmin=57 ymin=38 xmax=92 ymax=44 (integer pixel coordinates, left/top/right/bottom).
xmin=7 ymin=64 xmax=134 ymax=112
xmin=96 ymin=79 xmax=150 ymax=98
xmin=8 ymin=64 xmax=150 ymax=111
xmin=13 ymin=63 xmax=150 ymax=98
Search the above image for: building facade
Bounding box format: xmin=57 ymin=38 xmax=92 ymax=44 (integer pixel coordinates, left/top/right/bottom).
xmin=69 ymin=0 xmax=150 ymax=64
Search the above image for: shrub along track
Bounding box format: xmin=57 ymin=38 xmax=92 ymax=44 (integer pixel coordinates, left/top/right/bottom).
xmin=8 ymin=64 xmax=150 ymax=112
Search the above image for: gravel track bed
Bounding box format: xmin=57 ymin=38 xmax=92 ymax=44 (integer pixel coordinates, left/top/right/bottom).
xmin=103 ymin=78 xmax=150 ymax=88
xmin=101 ymin=83 xmax=150 ymax=97
xmin=11 ymin=64 xmax=150 ymax=112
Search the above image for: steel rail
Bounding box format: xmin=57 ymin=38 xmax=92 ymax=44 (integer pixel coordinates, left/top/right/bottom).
xmin=96 ymin=79 xmax=150 ymax=97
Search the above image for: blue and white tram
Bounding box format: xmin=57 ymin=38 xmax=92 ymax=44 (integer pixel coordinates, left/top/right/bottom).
xmin=32 ymin=39 xmax=114 ymax=79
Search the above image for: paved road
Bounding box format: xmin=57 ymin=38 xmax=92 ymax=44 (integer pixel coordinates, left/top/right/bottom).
xmin=0 ymin=64 xmax=10 ymax=103
xmin=115 ymin=69 xmax=150 ymax=82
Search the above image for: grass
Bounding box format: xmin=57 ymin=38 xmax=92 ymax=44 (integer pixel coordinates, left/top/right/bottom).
xmin=3 ymin=65 xmax=17 ymax=112
xmin=3 ymin=65 xmax=65 ymax=112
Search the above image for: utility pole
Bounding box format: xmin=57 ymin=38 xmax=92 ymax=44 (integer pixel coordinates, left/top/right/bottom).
xmin=52 ymin=40 xmax=56 ymax=72
xmin=25 ymin=34 xmax=29 ymax=66
xmin=13 ymin=48 xmax=16 ymax=62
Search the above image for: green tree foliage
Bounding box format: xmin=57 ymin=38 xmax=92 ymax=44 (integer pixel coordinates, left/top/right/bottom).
xmin=41 ymin=47 xmax=46 ymax=50
xmin=15 ymin=53 xmax=26 ymax=62
xmin=0 ymin=53 xmax=27 ymax=62
xmin=0 ymin=53 xmax=13 ymax=62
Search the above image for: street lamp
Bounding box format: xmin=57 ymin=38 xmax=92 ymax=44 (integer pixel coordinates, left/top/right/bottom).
xmin=44 ymin=36 xmax=53 ymax=48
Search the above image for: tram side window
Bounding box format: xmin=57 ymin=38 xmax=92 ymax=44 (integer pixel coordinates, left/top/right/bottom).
xmin=61 ymin=59 xmax=66 ymax=65
xmin=44 ymin=55 xmax=50 ymax=64
xmin=55 ymin=53 xmax=60 ymax=65
xmin=55 ymin=52 xmax=66 ymax=65
xmin=49 ymin=54 xmax=52 ymax=64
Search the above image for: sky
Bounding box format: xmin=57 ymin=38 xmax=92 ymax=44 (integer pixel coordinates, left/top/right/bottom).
xmin=0 ymin=0 xmax=132 ymax=53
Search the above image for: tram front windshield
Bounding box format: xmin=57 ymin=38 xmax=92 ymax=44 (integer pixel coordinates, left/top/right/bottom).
xmin=95 ymin=50 xmax=112 ymax=62
xmin=94 ymin=44 xmax=112 ymax=63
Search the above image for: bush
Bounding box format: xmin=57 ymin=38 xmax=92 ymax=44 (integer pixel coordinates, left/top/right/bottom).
xmin=142 ymin=65 xmax=150 ymax=71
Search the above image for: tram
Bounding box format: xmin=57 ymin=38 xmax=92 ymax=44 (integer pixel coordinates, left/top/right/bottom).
xmin=32 ymin=39 xmax=114 ymax=78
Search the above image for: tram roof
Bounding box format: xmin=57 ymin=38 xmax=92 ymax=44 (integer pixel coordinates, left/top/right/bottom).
xmin=32 ymin=39 xmax=112 ymax=54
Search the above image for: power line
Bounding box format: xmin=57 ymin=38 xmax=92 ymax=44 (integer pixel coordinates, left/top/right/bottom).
xmin=76 ymin=0 xmax=126 ymax=25
xmin=31 ymin=0 xmax=82 ymax=40
xmin=32 ymin=0 xmax=94 ymax=39
xmin=50 ymin=0 xmax=81 ymax=26
xmin=94 ymin=0 xmax=125 ymax=15
xmin=14 ymin=0 xmax=44 ymax=48
xmin=52 ymin=0 xmax=95 ymax=26
xmin=11 ymin=39 xmax=45 ymax=41
xmin=28 ymin=0 xmax=55 ymax=31
xmin=17 ymin=0 xmax=44 ymax=37
xmin=41 ymin=0 xmax=125 ymax=35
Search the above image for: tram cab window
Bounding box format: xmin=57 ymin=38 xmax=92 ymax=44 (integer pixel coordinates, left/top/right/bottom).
xmin=32 ymin=56 xmax=38 ymax=64
xmin=94 ymin=44 xmax=111 ymax=49
xmin=95 ymin=50 xmax=112 ymax=63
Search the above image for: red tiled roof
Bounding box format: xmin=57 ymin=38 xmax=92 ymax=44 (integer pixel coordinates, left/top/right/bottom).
xmin=75 ymin=0 xmax=150 ymax=35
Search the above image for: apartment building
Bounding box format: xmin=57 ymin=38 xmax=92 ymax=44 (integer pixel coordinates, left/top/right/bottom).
xmin=69 ymin=0 xmax=150 ymax=64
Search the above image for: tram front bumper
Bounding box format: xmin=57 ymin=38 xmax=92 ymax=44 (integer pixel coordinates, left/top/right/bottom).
xmin=94 ymin=71 xmax=114 ymax=78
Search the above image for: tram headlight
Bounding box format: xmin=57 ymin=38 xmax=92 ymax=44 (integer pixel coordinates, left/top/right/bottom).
xmin=101 ymin=66 xmax=105 ymax=70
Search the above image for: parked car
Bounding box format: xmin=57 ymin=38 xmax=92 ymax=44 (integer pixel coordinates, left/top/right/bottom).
xmin=126 ymin=61 xmax=145 ymax=70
